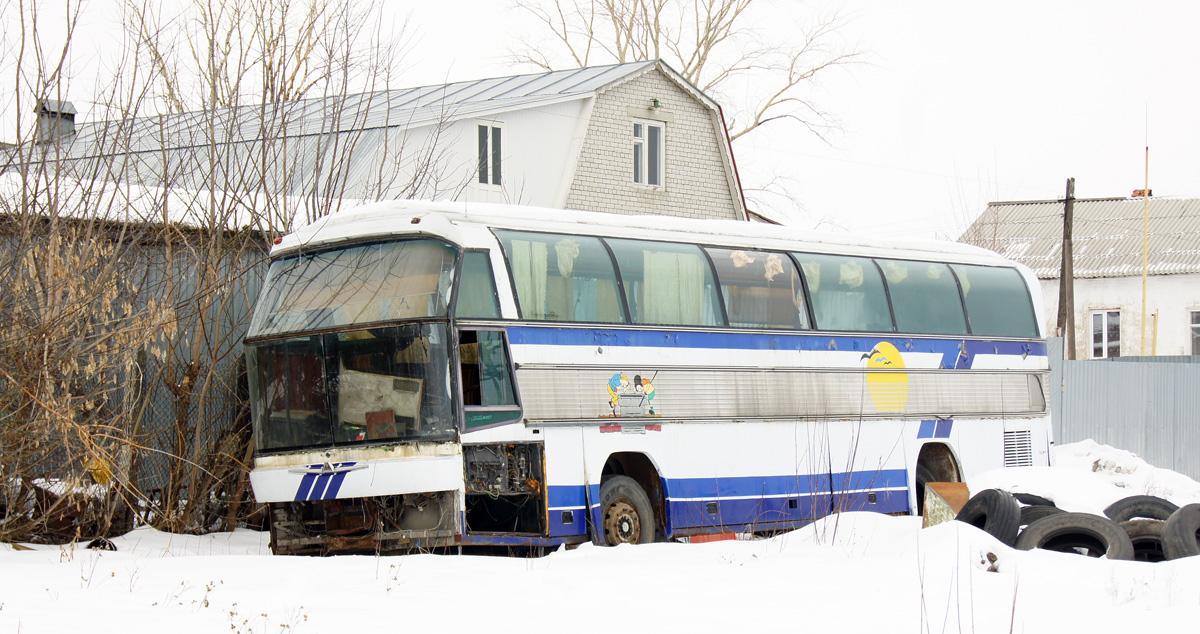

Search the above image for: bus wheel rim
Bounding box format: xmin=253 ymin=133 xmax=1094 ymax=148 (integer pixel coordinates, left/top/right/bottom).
xmin=604 ymin=498 xmax=641 ymax=544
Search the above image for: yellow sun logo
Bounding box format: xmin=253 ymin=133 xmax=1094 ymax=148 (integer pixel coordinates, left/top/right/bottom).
xmin=862 ymin=342 xmax=909 ymax=412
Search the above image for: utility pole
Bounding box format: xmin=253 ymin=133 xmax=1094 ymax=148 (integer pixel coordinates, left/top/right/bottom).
xmin=1140 ymin=146 xmax=1151 ymax=355
xmin=1056 ymin=178 xmax=1076 ymax=360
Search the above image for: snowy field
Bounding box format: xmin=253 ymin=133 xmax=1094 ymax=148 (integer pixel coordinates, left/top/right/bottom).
xmin=3 ymin=440 xmax=1200 ymax=633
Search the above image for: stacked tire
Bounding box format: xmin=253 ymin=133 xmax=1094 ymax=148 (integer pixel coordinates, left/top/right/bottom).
xmin=954 ymin=490 xmax=1200 ymax=562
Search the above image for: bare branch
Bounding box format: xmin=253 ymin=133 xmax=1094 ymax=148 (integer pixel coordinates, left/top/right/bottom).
xmin=512 ymin=0 xmax=864 ymax=141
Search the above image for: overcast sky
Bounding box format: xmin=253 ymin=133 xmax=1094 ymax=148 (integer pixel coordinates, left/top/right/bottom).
xmin=9 ymin=1 xmax=1200 ymax=241
xmin=405 ymin=1 xmax=1200 ymax=240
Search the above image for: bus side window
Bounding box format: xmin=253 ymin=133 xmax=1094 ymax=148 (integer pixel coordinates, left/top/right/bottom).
xmin=493 ymin=230 xmax=626 ymax=323
xmin=876 ymin=259 xmax=968 ymax=335
xmin=705 ymin=247 xmax=810 ymax=329
xmin=455 ymin=251 xmax=502 ymax=319
xmin=458 ymin=329 xmax=521 ymax=430
xmin=794 ymin=253 xmax=894 ymax=332
xmin=606 ymin=238 xmax=724 ymax=327
xmin=950 ymin=264 xmax=1038 ymax=337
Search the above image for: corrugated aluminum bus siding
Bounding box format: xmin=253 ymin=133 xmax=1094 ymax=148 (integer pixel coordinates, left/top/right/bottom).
xmin=516 ymin=366 xmax=1046 ymax=422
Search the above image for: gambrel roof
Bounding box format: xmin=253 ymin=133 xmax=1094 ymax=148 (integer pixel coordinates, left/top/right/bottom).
xmin=960 ymin=197 xmax=1200 ymax=279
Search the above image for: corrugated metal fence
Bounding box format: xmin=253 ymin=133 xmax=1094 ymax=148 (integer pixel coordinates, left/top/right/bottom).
xmin=1048 ymin=337 xmax=1200 ymax=480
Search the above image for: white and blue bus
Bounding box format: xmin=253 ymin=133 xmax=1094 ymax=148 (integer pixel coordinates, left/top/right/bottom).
xmin=245 ymin=200 xmax=1052 ymax=554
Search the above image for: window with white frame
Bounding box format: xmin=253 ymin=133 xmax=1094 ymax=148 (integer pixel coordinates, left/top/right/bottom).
xmin=1091 ymin=310 xmax=1121 ymax=358
xmin=632 ymin=119 xmax=663 ymax=187
xmin=477 ymin=123 xmax=502 ymax=186
xmin=1191 ymin=310 xmax=1200 ymax=355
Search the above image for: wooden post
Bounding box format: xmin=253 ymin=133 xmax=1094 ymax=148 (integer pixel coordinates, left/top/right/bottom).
xmin=1056 ymin=178 xmax=1076 ymax=360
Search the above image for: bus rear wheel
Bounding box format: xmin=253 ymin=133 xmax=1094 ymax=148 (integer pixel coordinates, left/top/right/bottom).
xmin=600 ymin=476 xmax=655 ymax=545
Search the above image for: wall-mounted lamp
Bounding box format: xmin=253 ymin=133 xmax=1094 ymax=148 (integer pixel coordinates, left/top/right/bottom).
xmin=651 ymin=98 xmax=661 ymax=110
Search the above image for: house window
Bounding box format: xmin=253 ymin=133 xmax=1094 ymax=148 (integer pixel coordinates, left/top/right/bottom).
xmin=1091 ymin=310 xmax=1121 ymax=358
xmin=1191 ymin=311 xmax=1200 ymax=355
xmin=477 ymin=124 xmax=501 ymax=186
xmin=632 ymin=120 xmax=663 ymax=186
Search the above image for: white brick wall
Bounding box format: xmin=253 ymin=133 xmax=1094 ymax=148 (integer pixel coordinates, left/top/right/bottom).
xmin=564 ymin=70 xmax=742 ymax=221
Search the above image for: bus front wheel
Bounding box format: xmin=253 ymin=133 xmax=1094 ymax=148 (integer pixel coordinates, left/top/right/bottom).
xmin=600 ymin=476 xmax=655 ymax=545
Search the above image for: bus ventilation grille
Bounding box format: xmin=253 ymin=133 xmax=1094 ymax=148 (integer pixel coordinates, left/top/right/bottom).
xmin=1003 ymin=430 xmax=1034 ymax=468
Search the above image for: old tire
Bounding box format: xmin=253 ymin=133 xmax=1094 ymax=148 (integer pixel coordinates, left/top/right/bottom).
xmin=1163 ymin=503 xmax=1200 ymax=560
xmin=1015 ymin=512 xmax=1134 ymax=560
xmin=1103 ymin=495 xmax=1179 ymax=523
xmin=1019 ymin=504 xmax=1064 ymax=527
xmin=1120 ymin=519 xmax=1167 ymax=563
xmin=599 ymin=475 xmax=655 ymax=546
xmin=915 ymin=463 xmax=935 ymax=515
xmin=1014 ymin=493 xmax=1055 ymax=508
xmin=955 ymin=489 xmax=1021 ymax=546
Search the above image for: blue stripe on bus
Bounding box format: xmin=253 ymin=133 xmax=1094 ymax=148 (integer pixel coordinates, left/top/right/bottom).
xmin=917 ymin=420 xmax=954 ymax=439
xmin=505 ymin=326 xmax=1045 ymax=367
xmin=663 ymin=469 xmax=907 ymax=499
xmin=293 ymin=463 xmax=359 ymax=501
xmin=665 ymin=489 xmax=909 ymax=532
xmin=548 ymin=485 xmax=588 ymax=509
xmin=935 ymin=420 xmax=953 ymax=438
xmin=553 ymin=469 xmax=910 ymax=538
xmin=324 ymin=470 xmax=350 ymax=498
xmin=294 ymin=473 xmax=318 ymax=501
xmin=917 ymin=420 xmax=936 ymax=438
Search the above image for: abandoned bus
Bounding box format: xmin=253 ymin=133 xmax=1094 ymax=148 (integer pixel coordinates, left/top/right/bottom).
xmin=245 ymin=200 xmax=1052 ymax=554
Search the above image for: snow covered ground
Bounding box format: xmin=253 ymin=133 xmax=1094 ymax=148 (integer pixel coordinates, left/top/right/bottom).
xmin=3 ymin=440 xmax=1199 ymax=633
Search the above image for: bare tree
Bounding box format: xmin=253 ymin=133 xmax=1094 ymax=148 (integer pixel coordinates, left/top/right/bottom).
xmin=0 ymin=0 xmax=182 ymax=542
xmin=116 ymin=0 xmax=440 ymax=532
xmin=1 ymin=0 xmax=458 ymax=540
xmin=511 ymin=0 xmax=863 ymax=142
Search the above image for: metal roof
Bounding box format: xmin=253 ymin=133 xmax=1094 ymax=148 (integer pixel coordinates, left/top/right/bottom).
xmin=55 ymin=61 xmax=663 ymax=160
xmin=960 ymin=197 xmax=1200 ymax=279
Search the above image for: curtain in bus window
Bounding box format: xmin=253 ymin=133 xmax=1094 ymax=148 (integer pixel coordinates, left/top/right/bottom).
xmin=950 ymin=264 xmax=1038 ymax=337
xmin=705 ymin=247 xmax=809 ymax=329
xmin=607 ymin=239 xmax=722 ymax=326
xmin=510 ymin=240 xmax=549 ymax=319
xmin=573 ymin=278 xmax=598 ymax=320
xmin=794 ymin=253 xmax=893 ymax=332
xmin=495 ymin=231 xmax=626 ymax=323
xmin=877 ymin=259 xmax=967 ymax=335
xmin=643 ymin=251 xmax=706 ymax=325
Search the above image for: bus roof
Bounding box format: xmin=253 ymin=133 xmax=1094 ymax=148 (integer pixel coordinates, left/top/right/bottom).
xmin=274 ymin=199 xmax=1010 ymax=267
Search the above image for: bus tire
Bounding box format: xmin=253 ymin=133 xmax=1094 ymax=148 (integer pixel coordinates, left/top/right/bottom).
xmin=1015 ymin=512 xmax=1134 ymax=560
xmin=1019 ymin=504 xmax=1064 ymax=527
xmin=956 ymin=489 xmax=1021 ymax=546
xmin=1013 ymin=493 xmax=1055 ymax=507
xmin=599 ymin=476 xmax=655 ymax=546
xmin=1103 ymin=495 xmax=1179 ymax=523
xmin=1163 ymin=504 xmax=1200 ymax=560
xmin=1120 ymin=519 xmax=1167 ymax=562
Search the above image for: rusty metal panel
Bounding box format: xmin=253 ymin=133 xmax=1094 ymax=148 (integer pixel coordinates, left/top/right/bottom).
xmin=1055 ymin=355 xmax=1200 ymax=480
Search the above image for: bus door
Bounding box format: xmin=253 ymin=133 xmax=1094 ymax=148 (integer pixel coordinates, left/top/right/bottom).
xmin=453 ymin=250 xmax=544 ymax=538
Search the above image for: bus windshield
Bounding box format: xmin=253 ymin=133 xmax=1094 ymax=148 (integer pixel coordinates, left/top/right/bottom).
xmin=248 ymin=323 xmax=456 ymax=452
xmin=248 ymin=239 xmax=457 ymax=339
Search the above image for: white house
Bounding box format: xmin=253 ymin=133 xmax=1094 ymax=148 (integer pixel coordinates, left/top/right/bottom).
xmin=961 ymin=196 xmax=1200 ymax=358
xmin=31 ymin=61 xmax=747 ymax=225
